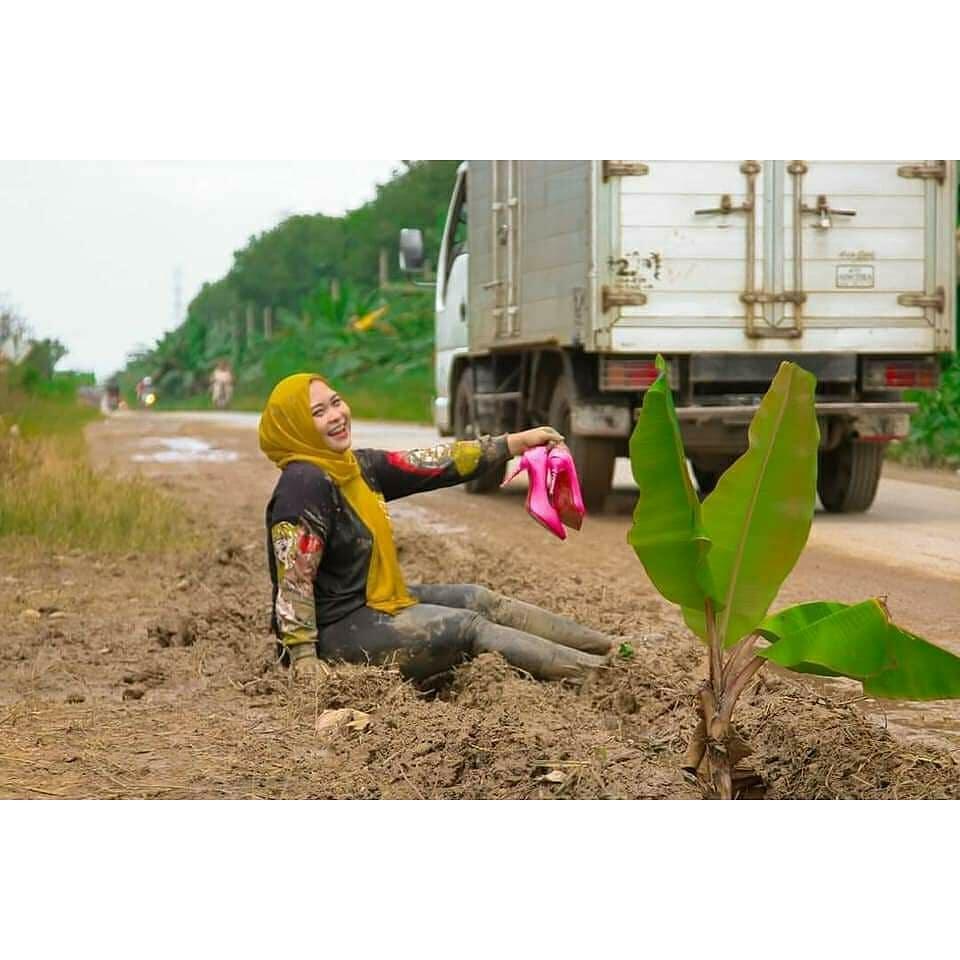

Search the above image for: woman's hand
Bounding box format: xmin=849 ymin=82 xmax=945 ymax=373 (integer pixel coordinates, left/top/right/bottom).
xmin=506 ymin=426 xmax=565 ymax=456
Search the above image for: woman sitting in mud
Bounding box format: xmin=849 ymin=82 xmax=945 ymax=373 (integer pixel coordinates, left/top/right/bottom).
xmin=259 ymin=373 xmax=614 ymax=682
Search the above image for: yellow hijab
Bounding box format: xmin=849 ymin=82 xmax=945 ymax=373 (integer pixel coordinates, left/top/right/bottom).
xmin=258 ymin=373 xmax=416 ymax=616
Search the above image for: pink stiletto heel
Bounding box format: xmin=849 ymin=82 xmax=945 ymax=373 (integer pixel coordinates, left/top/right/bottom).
xmin=502 ymin=446 xmax=566 ymax=540
xmin=547 ymin=446 xmax=586 ymax=530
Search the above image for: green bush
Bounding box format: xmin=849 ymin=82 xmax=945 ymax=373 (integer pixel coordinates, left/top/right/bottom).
xmin=894 ymin=353 xmax=960 ymax=467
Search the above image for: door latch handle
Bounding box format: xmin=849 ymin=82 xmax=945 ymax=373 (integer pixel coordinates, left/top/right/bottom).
xmin=694 ymin=194 xmax=754 ymax=216
xmin=801 ymin=194 xmax=856 ymax=229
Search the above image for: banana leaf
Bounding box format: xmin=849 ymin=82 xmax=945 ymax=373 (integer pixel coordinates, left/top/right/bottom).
xmin=756 ymin=600 xmax=848 ymax=642
xmin=627 ymin=356 xmax=712 ymax=614
xmin=758 ymin=599 xmax=960 ymax=700
xmin=757 ymin=599 xmax=894 ymax=679
xmin=754 ymin=600 xmax=848 ymax=676
xmin=698 ymin=362 xmax=819 ymax=646
xmin=864 ymin=625 xmax=960 ymax=701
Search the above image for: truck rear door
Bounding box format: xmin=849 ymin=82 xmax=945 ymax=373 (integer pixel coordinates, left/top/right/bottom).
xmin=602 ymin=160 xmax=763 ymax=349
xmin=601 ymin=160 xmax=954 ymax=354
xmin=783 ymin=161 xmax=952 ymax=350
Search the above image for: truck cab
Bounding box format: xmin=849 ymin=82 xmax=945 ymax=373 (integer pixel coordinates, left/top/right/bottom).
xmin=432 ymin=162 xmax=470 ymax=436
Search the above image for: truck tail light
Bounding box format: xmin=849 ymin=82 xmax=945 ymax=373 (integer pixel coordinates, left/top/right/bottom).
xmin=864 ymin=358 xmax=938 ymax=390
xmin=601 ymin=357 xmax=676 ymax=391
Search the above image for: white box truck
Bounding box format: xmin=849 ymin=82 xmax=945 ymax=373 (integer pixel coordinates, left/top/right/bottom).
xmin=400 ymin=160 xmax=956 ymax=512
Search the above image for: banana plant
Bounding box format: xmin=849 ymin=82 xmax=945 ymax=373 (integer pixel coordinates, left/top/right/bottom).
xmin=628 ymin=357 xmax=960 ymax=799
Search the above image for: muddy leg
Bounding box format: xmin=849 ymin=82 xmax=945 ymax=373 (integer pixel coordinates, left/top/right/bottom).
xmin=388 ymin=604 xmax=606 ymax=682
xmin=471 ymin=619 xmax=606 ymax=681
xmin=319 ymin=604 xmax=474 ymax=682
xmin=410 ymin=584 xmax=614 ymax=655
xmin=321 ymin=602 xmax=605 ymax=683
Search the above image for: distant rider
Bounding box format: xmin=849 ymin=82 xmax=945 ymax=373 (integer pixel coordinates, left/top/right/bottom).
xmin=210 ymin=361 xmax=234 ymax=408
xmin=136 ymin=376 xmax=153 ymax=404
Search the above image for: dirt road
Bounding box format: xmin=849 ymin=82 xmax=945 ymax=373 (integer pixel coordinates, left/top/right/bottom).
xmin=1 ymin=411 xmax=958 ymax=799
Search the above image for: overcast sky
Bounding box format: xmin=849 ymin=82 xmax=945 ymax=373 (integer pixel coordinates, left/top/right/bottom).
xmin=0 ymin=160 xmax=402 ymax=379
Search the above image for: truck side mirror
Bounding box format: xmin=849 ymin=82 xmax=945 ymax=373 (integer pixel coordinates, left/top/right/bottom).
xmin=399 ymin=228 xmax=425 ymax=273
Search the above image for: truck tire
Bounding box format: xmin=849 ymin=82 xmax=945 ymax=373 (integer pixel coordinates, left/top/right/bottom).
xmin=548 ymin=378 xmax=616 ymax=512
xmin=817 ymin=438 xmax=885 ymax=513
xmin=453 ymin=373 xmax=507 ymax=493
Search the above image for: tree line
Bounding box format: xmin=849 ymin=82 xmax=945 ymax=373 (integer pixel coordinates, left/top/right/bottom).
xmin=117 ymin=161 xmax=459 ymax=413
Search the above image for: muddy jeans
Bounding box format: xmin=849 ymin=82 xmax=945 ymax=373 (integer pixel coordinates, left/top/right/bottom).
xmin=315 ymin=584 xmax=612 ymax=682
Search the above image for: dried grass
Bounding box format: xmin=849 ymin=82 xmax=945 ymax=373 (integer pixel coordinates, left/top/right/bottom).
xmin=0 ymin=434 xmax=194 ymax=553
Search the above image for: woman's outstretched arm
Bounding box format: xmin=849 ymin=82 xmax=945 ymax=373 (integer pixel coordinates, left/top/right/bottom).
xmin=363 ymin=427 xmax=564 ymax=501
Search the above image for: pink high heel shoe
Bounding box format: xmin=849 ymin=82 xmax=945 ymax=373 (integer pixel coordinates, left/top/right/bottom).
xmin=547 ymin=445 xmax=585 ymax=531
xmin=501 ymin=446 xmax=566 ymax=540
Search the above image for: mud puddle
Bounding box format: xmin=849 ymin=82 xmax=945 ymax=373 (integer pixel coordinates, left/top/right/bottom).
xmin=132 ymin=437 xmax=239 ymax=464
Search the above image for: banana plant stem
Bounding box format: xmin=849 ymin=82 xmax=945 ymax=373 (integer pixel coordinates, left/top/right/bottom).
xmin=698 ymin=600 xmax=733 ymax=798
xmin=718 ymin=656 xmax=766 ymax=727
xmin=681 ymin=715 xmax=707 ymax=777
xmin=722 ymin=633 xmax=759 ymax=690
xmin=697 ymin=684 xmax=733 ymax=799
xmin=704 ymin=598 xmax=723 ymax=693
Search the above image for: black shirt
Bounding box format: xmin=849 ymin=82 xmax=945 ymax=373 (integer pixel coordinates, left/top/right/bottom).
xmin=265 ymin=437 xmax=510 ymax=639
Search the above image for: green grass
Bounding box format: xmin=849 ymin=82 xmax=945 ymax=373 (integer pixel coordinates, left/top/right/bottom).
xmin=0 ymin=437 xmax=195 ymax=552
xmin=335 ymin=366 xmax=433 ymax=422
xmin=5 ymin=396 xmax=101 ymax=440
xmin=0 ymin=388 xmax=195 ymax=553
xmin=151 ymin=365 xmax=434 ymax=423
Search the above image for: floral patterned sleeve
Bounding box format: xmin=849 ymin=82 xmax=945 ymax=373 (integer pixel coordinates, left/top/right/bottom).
xmin=360 ymin=435 xmax=511 ymax=502
xmin=270 ymin=507 xmax=326 ymax=649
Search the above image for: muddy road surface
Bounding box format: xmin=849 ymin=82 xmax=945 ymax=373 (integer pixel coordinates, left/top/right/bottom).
xmin=1 ymin=411 xmax=958 ymax=800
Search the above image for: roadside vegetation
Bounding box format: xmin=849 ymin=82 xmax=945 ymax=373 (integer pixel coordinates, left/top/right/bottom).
xmin=1 ymin=430 xmax=193 ymax=553
xmin=119 ymin=161 xmax=457 ymax=421
xmin=134 ymin=284 xmax=435 ymax=422
xmin=892 ymin=188 xmax=960 ymax=468
xmin=888 ymin=352 xmax=960 ymax=468
xmin=156 ymin=365 xmax=431 ymax=422
xmin=1 ymin=312 xmax=193 ymax=554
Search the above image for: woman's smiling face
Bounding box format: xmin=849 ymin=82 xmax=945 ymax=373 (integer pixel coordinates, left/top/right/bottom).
xmin=309 ymin=379 xmax=352 ymax=452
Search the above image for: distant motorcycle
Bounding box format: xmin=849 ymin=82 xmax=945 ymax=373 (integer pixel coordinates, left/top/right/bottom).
xmin=136 ymin=377 xmax=157 ymax=408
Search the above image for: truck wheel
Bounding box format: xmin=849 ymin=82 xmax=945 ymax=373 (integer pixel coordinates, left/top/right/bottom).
xmin=453 ymin=374 xmax=506 ymax=493
xmin=548 ymin=379 xmax=616 ymax=512
xmin=817 ymin=438 xmax=885 ymax=513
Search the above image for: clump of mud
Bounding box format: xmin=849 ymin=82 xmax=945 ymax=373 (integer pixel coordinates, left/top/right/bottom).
xmin=273 ymin=654 xmax=687 ymax=799
xmin=739 ymin=680 xmax=960 ymax=800
xmin=575 ymin=646 xmax=960 ymax=800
